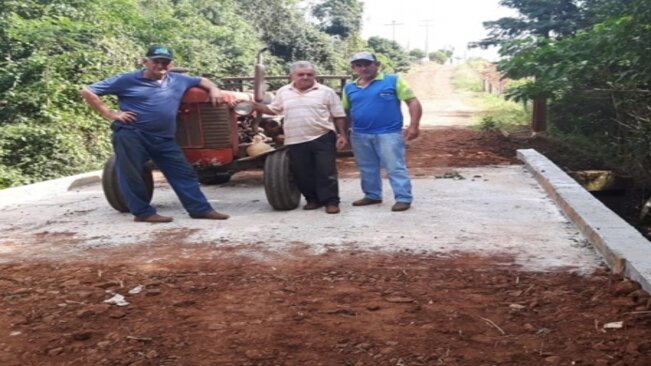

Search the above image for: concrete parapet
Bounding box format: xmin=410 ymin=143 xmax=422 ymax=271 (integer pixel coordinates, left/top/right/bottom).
xmin=0 ymin=170 xmax=102 ymax=208
xmin=518 ymin=149 xmax=651 ymax=292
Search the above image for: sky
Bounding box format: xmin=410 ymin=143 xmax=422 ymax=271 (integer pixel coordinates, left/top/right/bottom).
xmin=360 ymin=0 xmax=517 ymax=60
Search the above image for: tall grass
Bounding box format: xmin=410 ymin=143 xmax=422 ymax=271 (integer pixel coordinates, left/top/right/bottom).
xmin=473 ymin=94 xmax=530 ymax=129
xmin=452 ymin=63 xmax=530 ymax=129
xmin=451 ymin=63 xmax=484 ymax=92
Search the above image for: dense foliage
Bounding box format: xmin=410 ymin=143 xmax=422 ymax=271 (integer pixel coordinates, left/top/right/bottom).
xmin=0 ymin=0 xmax=408 ymax=188
xmin=429 ymin=49 xmax=453 ymax=64
xmin=312 ymin=0 xmax=363 ymax=39
xmin=366 ymin=36 xmax=410 ymax=73
xmin=479 ymin=0 xmax=651 ymax=180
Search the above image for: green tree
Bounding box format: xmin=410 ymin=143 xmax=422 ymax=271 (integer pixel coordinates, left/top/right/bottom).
xmin=0 ymin=0 xmax=144 ymax=187
xmin=477 ymin=0 xmax=651 ymax=179
xmin=311 ymin=0 xmax=364 ymax=39
xmin=0 ymin=0 xmax=262 ymax=188
xmin=366 ymin=36 xmax=410 ymax=73
xmin=235 ymin=0 xmax=347 ymax=74
xmin=408 ymin=48 xmax=426 ymax=61
xmin=477 ymin=0 xmax=584 ymax=49
xmin=429 ymin=49 xmax=453 ymax=64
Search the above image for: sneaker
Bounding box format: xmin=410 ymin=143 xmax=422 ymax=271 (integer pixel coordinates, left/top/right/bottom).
xmin=190 ymin=210 xmax=230 ymax=220
xmin=134 ymin=214 xmax=173 ymax=223
xmin=303 ymin=201 xmax=323 ymax=210
xmin=352 ymin=197 xmax=383 ymax=206
xmin=391 ymin=202 xmax=411 ymax=212
xmin=325 ymin=204 xmax=340 ymax=214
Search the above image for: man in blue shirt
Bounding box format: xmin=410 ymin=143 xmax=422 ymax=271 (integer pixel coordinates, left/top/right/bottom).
xmin=342 ymin=52 xmax=422 ymax=212
xmin=80 ymin=45 xmax=230 ymax=223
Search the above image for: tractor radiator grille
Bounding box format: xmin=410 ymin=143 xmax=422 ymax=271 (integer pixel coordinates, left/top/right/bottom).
xmin=176 ymin=103 xmax=231 ymax=148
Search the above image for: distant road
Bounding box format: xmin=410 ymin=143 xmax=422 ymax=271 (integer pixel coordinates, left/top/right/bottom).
xmin=403 ymin=63 xmax=478 ymax=127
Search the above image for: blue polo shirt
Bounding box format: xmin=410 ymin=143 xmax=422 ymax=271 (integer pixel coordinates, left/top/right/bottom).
xmin=342 ymin=73 xmax=416 ymax=134
xmin=88 ymin=70 xmax=201 ymax=138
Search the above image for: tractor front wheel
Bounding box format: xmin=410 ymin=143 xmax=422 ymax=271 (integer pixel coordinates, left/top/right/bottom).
xmin=101 ymin=155 xmax=154 ymax=213
xmin=263 ymin=149 xmax=300 ymax=210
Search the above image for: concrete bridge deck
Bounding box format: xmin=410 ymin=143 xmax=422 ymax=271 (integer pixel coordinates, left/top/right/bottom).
xmin=1 ymin=150 xmax=649 ymax=292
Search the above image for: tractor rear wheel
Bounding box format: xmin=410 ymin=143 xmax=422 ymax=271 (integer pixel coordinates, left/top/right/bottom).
xmin=263 ymin=149 xmax=300 ymax=210
xmin=102 ymin=155 xmax=154 ymax=213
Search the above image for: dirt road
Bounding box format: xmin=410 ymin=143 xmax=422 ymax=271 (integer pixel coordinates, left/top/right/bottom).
xmin=403 ymin=63 xmax=477 ymax=127
xmin=2 ymin=63 xmax=651 ymax=366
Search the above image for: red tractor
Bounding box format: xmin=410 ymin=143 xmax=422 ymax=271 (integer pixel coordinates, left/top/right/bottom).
xmin=101 ymin=49 xmax=349 ymax=212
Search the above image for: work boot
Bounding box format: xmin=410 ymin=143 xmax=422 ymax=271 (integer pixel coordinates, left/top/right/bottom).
xmin=391 ymin=202 xmax=411 ymax=212
xmin=352 ymin=197 xmax=382 ymax=206
xmin=325 ymin=204 xmax=340 ymax=214
xmin=303 ymin=201 xmax=323 ymax=210
xmin=134 ymin=214 xmax=174 ymax=223
xmin=190 ymin=210 xmax=230 ymax=220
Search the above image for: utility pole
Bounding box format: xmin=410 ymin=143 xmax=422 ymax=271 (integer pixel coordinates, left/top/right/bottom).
xmin=420 ymin=20 xmax=434 ymax=57
xmin=384 ymin=20 xmax=404 ymax=43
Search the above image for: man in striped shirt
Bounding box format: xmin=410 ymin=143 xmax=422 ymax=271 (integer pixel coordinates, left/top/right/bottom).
xmin=254 ymin=61 xmax=348 ymax=214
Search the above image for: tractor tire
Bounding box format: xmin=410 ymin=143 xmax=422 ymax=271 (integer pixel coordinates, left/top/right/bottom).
xmin=102 ymin=155 xmax=154 ymax=213
xmin=263 ymin=149 xmax=300 ymax=210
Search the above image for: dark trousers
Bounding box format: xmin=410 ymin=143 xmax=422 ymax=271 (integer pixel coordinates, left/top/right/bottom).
xmin=287 ymin=131 xmax=340 ymax=205
xmin=111 ymin=125 xmax=213 ymax=217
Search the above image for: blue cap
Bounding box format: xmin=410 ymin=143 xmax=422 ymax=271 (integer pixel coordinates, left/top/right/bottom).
xmin=146 ymin=45 xmax=174 ymax=60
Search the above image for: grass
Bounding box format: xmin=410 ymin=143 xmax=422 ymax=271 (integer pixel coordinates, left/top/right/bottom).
xmin=473 ymin=94 xmax=530 ymax=130
xmin=452 ymin=62 xmax=530 ymax=130
xmin=451 ymin=63 xmax=484 ymax=92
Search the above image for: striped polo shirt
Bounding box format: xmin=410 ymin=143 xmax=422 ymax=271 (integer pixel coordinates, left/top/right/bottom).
xmin=268 ymin=82 xmax=346 ymax=145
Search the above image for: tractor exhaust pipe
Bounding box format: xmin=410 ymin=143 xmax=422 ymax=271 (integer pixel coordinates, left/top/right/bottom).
xmin=254 ymin=47 xmax=268 ymax=103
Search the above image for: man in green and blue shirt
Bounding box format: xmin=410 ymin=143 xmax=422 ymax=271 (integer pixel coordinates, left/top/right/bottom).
xmin=342 ymin=52 xmax=423 ymax=212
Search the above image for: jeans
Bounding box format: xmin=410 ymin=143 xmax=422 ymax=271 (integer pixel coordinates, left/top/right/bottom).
xmin=111 ymin=124 xmax=213 ymax=217
xmin=350 ymin=131 xmax=413 ymax=203
xmin=287 ymin=131 xmax=339 ymax=205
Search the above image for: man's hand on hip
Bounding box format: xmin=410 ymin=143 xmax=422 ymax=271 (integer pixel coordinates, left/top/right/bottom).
xmin=109 ymin=110 xmax=137 ymax=124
